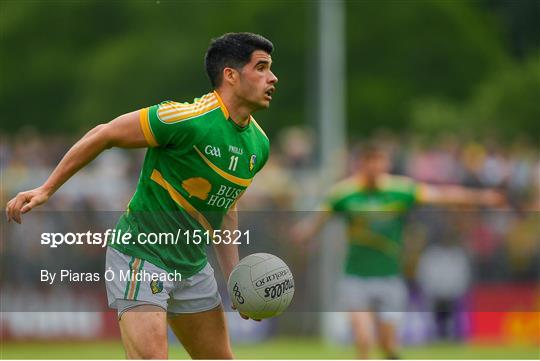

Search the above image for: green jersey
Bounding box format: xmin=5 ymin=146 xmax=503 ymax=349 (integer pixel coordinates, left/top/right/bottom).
xmin=324 ymin=175 xmax=420 ymax=277
xmin=110 ymin=91 xmax=270 ymax=277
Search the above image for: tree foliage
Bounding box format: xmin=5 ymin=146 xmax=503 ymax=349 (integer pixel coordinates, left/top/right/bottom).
xmin=0 ymin=1 xmax=538 ymax=140
xmin=0 ymin=1 xmax=308 ymax=137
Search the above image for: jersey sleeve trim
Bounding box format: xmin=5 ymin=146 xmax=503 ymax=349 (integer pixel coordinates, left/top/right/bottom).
xmin=415 ymin=183 xmax=428 ymax=203
xmin=139 ymin=107 xmax=159 ymax=147
xmin=150 ymin=169 xmax=214 ymax=232
xmin=156 ymin=95 xmax=219 ymax=124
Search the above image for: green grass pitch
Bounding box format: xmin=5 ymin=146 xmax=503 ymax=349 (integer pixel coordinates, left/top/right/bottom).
xmin=1 ymin=338 xmax=539 ymax=359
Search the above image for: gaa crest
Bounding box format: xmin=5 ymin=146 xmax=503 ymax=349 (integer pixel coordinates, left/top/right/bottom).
xmin=249 ymin=155 xmax=257 ymax=172
xmin=150 ymin=280 xmax=163 ymax=294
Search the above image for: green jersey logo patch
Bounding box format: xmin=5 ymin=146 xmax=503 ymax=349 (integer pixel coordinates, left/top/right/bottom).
xmin=150 ymin=280 xmax=163 ymax=294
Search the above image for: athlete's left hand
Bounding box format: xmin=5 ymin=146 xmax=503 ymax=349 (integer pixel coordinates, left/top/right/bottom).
xmin=6 ymin=187 xmax=50 ymax=224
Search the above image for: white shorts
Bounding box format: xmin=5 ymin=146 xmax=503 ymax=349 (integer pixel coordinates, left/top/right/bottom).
xmin=340 ymin=275 xmax=407 ymax=324
xmin=105 ymin=247 xmax=221 ymax=317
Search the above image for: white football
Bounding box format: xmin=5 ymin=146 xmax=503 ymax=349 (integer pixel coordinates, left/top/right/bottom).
xmin=228 ymin=253 xmax=294 ymax=320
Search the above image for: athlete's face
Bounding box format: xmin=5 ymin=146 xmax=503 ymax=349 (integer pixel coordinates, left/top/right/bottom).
xmin=361 ymin=151 xmax=391 ymax=178
xmin=236 ymin=50 xmax=278 ymax=110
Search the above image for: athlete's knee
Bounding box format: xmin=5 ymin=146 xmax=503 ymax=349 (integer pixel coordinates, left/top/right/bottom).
xmin=119 ymin=306 xmax=168 ymax=359
xmin=122 ymin=327 xmax=167 ymax=359
xmin=127 ymin=338 xmax=168 ymax=360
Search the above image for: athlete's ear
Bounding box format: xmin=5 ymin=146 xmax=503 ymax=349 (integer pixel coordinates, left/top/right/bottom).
xmin=222 ymin=67 xmax=238 ymax=86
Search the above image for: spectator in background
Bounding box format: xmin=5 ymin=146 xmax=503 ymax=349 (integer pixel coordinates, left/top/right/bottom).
xmin=291 ymin=143 xmax=504 ymax=359
xmin=417 ymin=237 xmax=471 ymax=341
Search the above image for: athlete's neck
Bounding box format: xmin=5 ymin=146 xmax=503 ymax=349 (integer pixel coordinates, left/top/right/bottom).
xmin=358 ymin=173 xmax=380 ymax=190
xmin=214 ymin=89 xmax=251 ymax=128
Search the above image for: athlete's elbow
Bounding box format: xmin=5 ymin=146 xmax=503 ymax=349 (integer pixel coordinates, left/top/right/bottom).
xmin=88 ymin=123 xmax=115 ymax=149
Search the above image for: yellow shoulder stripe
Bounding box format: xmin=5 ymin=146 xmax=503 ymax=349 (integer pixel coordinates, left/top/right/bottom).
xmin=380 ymin=175 xmax=415 ymax=192
xmin=415 ymin=183 xmax=428 ymax=203
xmin=157 ymin=92 xmax=219 ymax=123
xmin=139 ymin=108 xmax=158 ymax=147
xmin=158 ymin=102 xmax=219 ymax=123
xmin=193 ymin=146 xmax=253 ymax=187
xmin=159 ymin=94 xmax=215 ymax=113
xmin=150 ymin=169 xmax=214 ymax=231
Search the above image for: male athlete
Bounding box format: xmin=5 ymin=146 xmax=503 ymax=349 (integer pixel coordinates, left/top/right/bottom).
xmin=292 ymin=144 xmax=503 ymax=359
xmin=6 ymin=32 xmax=277 ymax=359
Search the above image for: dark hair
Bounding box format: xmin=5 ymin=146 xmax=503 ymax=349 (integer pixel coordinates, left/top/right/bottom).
xmin=355 ymin=142 xmax=389 ymax=159
xmin=205 ymin=32 xmax=274 ymax=87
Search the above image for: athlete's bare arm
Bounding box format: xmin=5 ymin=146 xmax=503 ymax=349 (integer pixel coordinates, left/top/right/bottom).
xmin=290 ymin=182 xmax=505 ymax=244
xmin=290 ymin=211 xmax=332 ymax=246
xmin=214 ymin=205 xmax=240 ymax=282
xmin=418 ymin=183 xmax=505 ymax=207
xmin=214 ymin=204 xmax=262 ymax=321
xmin=5 ymin=110 xmax=148 ymax=223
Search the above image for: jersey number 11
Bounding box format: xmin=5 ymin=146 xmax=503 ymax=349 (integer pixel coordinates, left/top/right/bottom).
xmin=228 ymin=156 xmax=239 ymax=171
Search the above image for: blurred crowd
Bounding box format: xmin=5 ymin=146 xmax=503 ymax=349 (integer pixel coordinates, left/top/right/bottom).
xmin=2 ymin=128 xmax=539 ymax=319
xmin=245 ymin=128 xmax=539 ymax=282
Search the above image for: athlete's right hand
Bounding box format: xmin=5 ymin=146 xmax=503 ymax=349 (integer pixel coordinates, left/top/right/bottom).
xmin=231 ymin=304 xmax=261 ymax=322
xmin=6 ymin=187 xmax=50 ymax=224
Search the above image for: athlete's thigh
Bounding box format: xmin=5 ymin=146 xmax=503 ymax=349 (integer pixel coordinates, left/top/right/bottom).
xmin=168 ymin=305 xmax=233 ymax=359
xmin=119 ymin=305 xmax=168 ymax=359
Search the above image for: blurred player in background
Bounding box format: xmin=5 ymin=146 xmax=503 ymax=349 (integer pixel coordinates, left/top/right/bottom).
xmin=292 ymin=144 xmax=504 ymax=359
xmin=6 ymin=32 xmax=277 ymax=359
